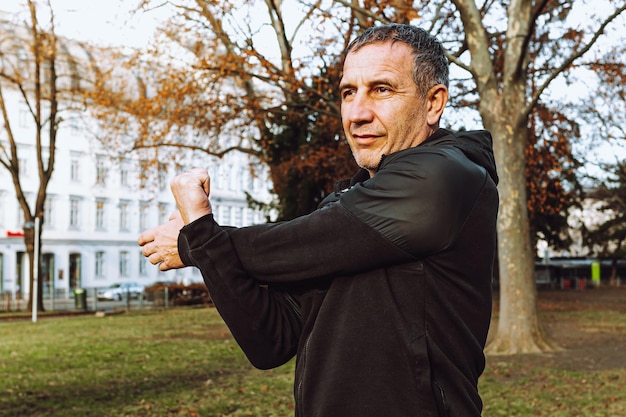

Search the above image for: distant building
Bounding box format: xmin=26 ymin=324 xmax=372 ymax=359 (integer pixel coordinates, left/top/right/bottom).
xmin=0 ymin=93 xmax=274 ymax=298
xmin=0 ymin=10 xmax=275 ymax=299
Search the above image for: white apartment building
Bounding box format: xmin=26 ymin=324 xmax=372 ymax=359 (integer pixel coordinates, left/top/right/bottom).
xmin=0 ymin=9 xmax=275 ymax=300
xmin=0 ymin=107 xmax=274 ymax=299
xmin=0 ymin=11 xmax=272 ymax=298
xmin=0 ymin=12 xmax=275 ymax=299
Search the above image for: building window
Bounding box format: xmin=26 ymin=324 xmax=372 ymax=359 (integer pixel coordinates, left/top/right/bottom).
xmin=95 ymin=198 xmax=106 ymax=230
xmin=139 ymin=251 xmax=147 ymax=276
xmin=217 ymin=163 xmax=228 ymax=190
xmin=234 ymin=206 xmax=243 ymax=227
xmin=69 ymin=119 xmax=81 ymax=136
xmin=119 ymin=200 xmax=130 ymax=231
xmin=218 ymin=205 xmax=228 ymax=225
xmin=96 ymin=157 xmax=107 ymax=186
xmin=19 ymin=108 xmax=29 ymax=128
xmin=120 ymin=164 xmax=130 ymax=187
xmin=229 ymin=165 xmax=237 ymax=190
xmin=44 ymin=196 xmax=55 ymax=229
xmin=239 ymin=167 xmax=247 ymax=191
xmin=95 ymin=251 xmax=105 ymax=278
xmin=19 ymin=158 xmax=29 ymax=178
xmin=139 ymin=201 xmax=149 ymax=231
xmin=158 ymin=203 xmax=168 ymax=225
xmin=71 ymin=159 xmax=80 ymax=182
xmin=119 ymin=251 xmax=129 ymax=277
xmin=247 ymin=170 xmax=255 ymax=191
xmin=69 ymin=197 xmax=81 ymax=229
xmin=246 ymin=208 xmax=254 ymax=226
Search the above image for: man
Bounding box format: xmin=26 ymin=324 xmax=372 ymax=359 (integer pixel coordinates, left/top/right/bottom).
xmin=139 ymin=23 xmax=498 ymax=417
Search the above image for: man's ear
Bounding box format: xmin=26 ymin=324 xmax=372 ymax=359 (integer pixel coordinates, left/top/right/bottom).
xmin=426 ymin=84 xmax=448 ymax=127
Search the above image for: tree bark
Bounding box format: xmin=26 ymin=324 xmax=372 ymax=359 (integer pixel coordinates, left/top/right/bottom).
xmin=24 ymin=228 xmax=45 ymax=313
xmin=485 ymin=116 xmax=559 ymax=354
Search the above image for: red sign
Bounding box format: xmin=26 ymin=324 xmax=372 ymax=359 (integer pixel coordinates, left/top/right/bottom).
xmin=6 ymin=230 xmax=24 ymax=237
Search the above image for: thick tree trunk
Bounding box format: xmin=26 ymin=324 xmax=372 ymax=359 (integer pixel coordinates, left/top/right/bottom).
xmin=465 ymin=0 xmax=562 ymax=349
xmin=485 ymin=119 xmax=559 ymax=354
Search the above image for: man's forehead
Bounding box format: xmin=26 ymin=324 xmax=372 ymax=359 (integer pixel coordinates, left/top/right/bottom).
xmin=341 ymin=42 xmax=412 ymax=82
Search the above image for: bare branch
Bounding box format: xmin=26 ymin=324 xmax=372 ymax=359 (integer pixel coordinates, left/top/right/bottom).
xmin=332 ymin=0 xmax=391 ymax=25
xmin=450 ymin=0 xmax=496 ymax=93
xmin=130 ymin=141 xmax=260 ymax=158
xmin=527 ymin=3 xmax=626 ymax=117
xmin=289 ymin=0 xmax=323 ymax=45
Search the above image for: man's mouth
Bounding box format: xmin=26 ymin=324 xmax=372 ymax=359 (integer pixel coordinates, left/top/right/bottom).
xmin=352 ymin=134 xmax=380 ymax=146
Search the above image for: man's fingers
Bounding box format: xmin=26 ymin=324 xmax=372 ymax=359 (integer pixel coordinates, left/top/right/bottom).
xmin=138 ymin=230 xmax=153 ymax=247
xmin=141 ymin=243 xmax=154 ymax=258
xmin=146 ymin=250 xmax=161 ymax=265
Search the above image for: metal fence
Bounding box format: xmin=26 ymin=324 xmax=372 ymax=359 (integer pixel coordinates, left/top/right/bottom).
xmin=0 ymin=287 xmax=179 ymax=314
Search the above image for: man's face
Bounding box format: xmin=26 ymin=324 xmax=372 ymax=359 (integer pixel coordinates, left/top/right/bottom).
xmin=340 ymin=41 xmax=433 ymax=175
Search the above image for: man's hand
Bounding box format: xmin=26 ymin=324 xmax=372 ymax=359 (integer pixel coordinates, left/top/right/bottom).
xmin=171 ymin=168 xmax=212 ymax=224
xmin=138 ymin=211 xmax=185 ymax=271
xmin=138 ymin=169 xmax=212 ymax=271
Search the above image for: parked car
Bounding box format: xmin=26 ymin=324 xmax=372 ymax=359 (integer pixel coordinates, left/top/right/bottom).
xmin=97 ymin=282 xmax=144 ymax=301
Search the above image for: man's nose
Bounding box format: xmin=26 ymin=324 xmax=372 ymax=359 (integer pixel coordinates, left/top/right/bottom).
xmin=346 ymin=92 xmax=374 ymax=123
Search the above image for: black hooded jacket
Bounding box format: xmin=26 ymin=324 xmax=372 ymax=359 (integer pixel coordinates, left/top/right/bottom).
xmin=179 ymin=128 xmax=499 ymax=417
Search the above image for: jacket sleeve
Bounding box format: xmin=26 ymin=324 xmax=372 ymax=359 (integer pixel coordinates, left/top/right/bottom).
xmin=178 ymin=217 xmax=302 ymax=370
xmin=224 ymin=148 xmax=488 ymax=283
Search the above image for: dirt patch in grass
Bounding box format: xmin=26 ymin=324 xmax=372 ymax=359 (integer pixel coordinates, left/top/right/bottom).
xmin=537 ymin=286 xmax=626 ymax=313
xmin=490 ymin=286 xmax=626 ymax=373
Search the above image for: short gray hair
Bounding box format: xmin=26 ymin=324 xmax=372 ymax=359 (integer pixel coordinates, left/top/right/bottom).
xmin=346 ymin=24 xmax=449 ymax=97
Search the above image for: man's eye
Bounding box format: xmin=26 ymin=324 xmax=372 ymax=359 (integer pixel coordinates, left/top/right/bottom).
xmin=375 ymin=86 xmax=391 ymax=93
xmin=341 ymin=89 xmax=355 ymax=99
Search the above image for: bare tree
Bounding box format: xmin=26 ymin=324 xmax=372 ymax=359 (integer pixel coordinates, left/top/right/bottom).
xmin=0 ymin=0 xmax=81 ymax=311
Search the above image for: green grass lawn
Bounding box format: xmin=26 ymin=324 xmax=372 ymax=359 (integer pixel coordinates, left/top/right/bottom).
xmin=1 ymin=303 xmax=625 ymax=416
xmin=0 ymin=308 xmax=295 ymax=417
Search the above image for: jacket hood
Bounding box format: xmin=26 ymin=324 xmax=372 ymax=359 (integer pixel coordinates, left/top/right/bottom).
xmin=424 ymin=128 xmax=499 ymax=185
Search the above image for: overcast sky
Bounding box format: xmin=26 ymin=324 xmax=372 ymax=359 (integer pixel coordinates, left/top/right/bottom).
xmin=1 ymin=0 xmax=169 ymax=48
